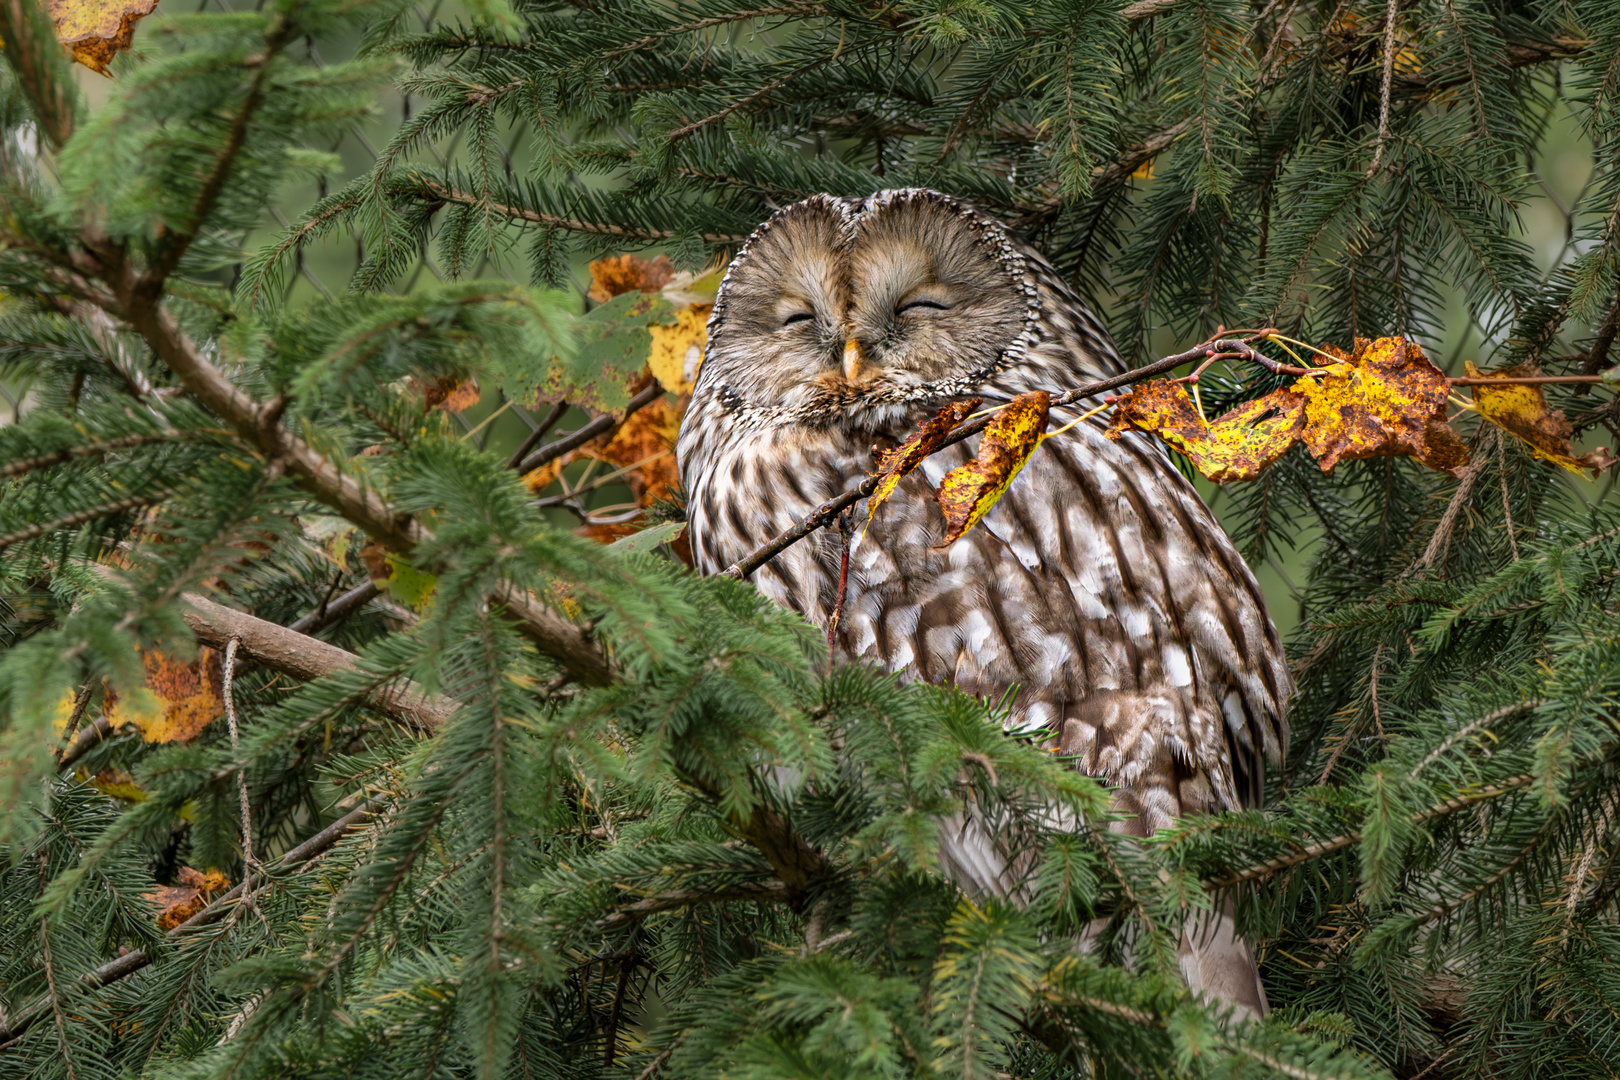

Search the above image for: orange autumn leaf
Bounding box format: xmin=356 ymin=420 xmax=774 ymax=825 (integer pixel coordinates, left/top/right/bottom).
xmin=935 ymin=392 xmax=1049 ymax=547
xmin=1106 ymin=381 xmax=1307 ymax=482
xmin=1294 ymin=337 xmax=1469 ymax=475
xmin=588 ymin=254 xmax=673 ymax=303
xmin=144 ymin=866 xmax=230 ymax=930
xmin=106 ymin=649 xmax=223 ymax=744
xmin=412 ymin=374 xmax=480 ymax=413
xmin=46 ymin=0 xmax=159 ymax=75
xmin=1464 ymin=361 xmax=1617 ymax=477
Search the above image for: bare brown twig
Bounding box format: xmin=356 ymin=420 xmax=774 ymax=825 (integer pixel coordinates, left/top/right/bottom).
xmin=721 ymin=335 xmax=1273 ymax=580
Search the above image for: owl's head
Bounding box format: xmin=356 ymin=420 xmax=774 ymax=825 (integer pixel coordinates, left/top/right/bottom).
xmin=698 ymin=190 xmax=1043 ymax=428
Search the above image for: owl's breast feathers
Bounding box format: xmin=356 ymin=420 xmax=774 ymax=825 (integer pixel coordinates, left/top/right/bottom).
xmin=680 ymin=375 xmax=1290 ymax=833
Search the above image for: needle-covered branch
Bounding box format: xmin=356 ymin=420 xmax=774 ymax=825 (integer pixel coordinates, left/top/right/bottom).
xmin=0 ymin=800 xmax=382 ymax=1048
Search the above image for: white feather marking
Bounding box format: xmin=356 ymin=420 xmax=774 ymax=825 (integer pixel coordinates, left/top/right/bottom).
xmin=960 ymin=607 xmax=998 ymax=660
xmin=1163 ymin=645 xmax=1193 ymax=687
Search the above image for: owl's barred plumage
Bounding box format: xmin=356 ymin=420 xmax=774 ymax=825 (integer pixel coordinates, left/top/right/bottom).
xmin=677 ymin=190 xmax=1289 ymax=1011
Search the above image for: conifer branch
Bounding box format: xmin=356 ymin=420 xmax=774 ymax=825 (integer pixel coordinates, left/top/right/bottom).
xmin=140 ymin=18 xmax=296 ymax=295
xmin=0 ymin=0 xmax=81 ymax=150
xmin=97 ymin=293 xmax=611 ymax=685
xmin=600 ymin=4 xmax=830 ymax=59
xmin=597 ymin=881 xmax=790 ymax=928
xmin=0 ymin=433 xmax=187 ymax=480
xmin=176 ymin=591 xmax=456 ymax=729
xmin=1208 ymin=770 xmax=1543 ymax=890
xmin=0 ymin=492 xmax=169 ymax=552
xmin=418 ymin=179 xmax=748 ymax=243
xmin=0 ymin=800 xmax=383 ymax=1048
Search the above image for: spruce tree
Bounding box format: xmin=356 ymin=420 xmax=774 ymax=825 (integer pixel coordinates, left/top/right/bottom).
xmin=1 ymin=0 xmax=1619 ymax=1078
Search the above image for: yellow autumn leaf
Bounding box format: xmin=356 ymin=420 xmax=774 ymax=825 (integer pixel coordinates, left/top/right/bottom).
xmin=1293 ymin=337 xmax=1469 ymax=475
xmin=1105 ymin=381 xmax=1306 ymax=482
xmin=647 ymin=306 xmax=709 ymax=394
xmin=868 ymin=398 xmax=981 ymax=520
xmin=49 ymin=687 xmax=78 ymax=737
xmin=106 ymin=649 xmax=223 ymax=744
xmin=1464 ymin=361 xmax=1617 ymax=477
xmin=46 ymin=0 xmax=159 ymax=75
xmin=934 ymin=392 xmax=1049 ymax=547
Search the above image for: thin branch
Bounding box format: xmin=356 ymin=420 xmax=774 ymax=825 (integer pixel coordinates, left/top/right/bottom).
xmin=176 ymin=590 xmax=455 ymax=729
xmin=507 ymin=401 xmax=567 ymax=469
xmin=56 ymin=714 xmax=116 ymax=772
xmin=287 ymin=581 xmax=381 ymax=636
xmin=517 ymin=382 xmax=662 ymax=474
xmin=1366 ymin=0 xmax=1401 ymax=178
xmin=721 ymin=337 xmax=1264 ymax=580
xmin=222 ymin=639 xmax=259 ymax=900
xmin=1449 ymin=375 xmax=1604 ymax=386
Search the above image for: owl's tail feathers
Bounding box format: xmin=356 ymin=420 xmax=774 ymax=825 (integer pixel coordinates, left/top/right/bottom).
xmin=1178 ymin=901 xmax=1269 ymax=1020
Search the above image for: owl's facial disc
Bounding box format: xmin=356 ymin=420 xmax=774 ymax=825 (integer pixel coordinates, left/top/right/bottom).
xmin=704 ymin=191 xmax=1035 ymax=424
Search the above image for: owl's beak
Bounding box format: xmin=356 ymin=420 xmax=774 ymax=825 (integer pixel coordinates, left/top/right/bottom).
xmin=843 ymin=338 xmax=867 ymax=382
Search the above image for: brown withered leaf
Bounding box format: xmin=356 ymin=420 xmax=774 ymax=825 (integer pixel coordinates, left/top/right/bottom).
xmin=588 ymin=254 xmax=673 ymax=303
xmin=935 ymin=393 xmax=1049 ymax=547
xmin=1465 ymin=361 xmax=1617 ymax=477
xmin=47 ymin=0 xmax=159 ymax=75
xmin=144 ymin=866 xmax=230 ymax=930
xmin=1105 ymin=381 xmax=1307 ymax=482
xmin=1294 ymin=337 xmax=1469 ymax=475
xmin=869 ymin=398 xmax=981 ymax=521
xmin=105 ymin=649 xmax=223 ymax=744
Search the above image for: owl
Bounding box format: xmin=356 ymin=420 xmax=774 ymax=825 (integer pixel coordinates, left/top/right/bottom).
xmin=676 ymin=190 xmax=1290 ymax=1013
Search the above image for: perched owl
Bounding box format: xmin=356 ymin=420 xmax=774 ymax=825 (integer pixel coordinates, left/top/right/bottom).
xmin=676 ymin=190 xmax=1290 ymax=1013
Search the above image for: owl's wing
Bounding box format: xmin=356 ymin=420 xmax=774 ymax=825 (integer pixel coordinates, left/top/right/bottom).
xmin=841 ymin=415 xmax=1288 ymax=832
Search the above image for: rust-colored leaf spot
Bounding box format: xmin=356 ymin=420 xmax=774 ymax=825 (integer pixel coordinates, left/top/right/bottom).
xmin=144 ymin=866 xmax=229 ymax=930
xmin=1465 ymin=361 xmax=1617 ymax=477
xmin=105 ymin=649 xmax=223 ymax=744
xmin=46 ymin=0 xmax=159 ymax=75
xmin=588 ymin=254 xmax=673 ymax=303
xmin=1294 ymin=337 xmax=1469 ymax=475
xmin=868 ymin=398 xmax=981 ymax=521
xmin=1105 ymin=380 xmax=1307 ymax=482
xmin=934 ymin=393 xmax=1049 ymax=547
